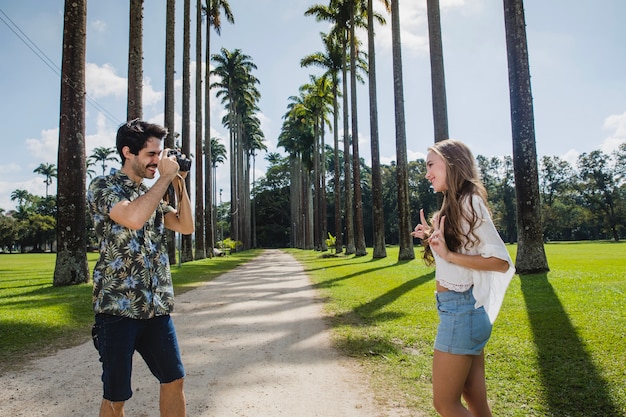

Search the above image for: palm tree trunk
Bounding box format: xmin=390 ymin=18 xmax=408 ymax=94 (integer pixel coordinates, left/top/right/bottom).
xmin=54 ymin=0 xmax=89 ymax=286
xmin=342 ymin=31 xmax=355 ymax=255
xmin=503 ymin=0 xmax=549 ymax=273
xmin=391 ymin=0 xmax=415 ymax=261
xmin=368 ymin=0 xmax=386 ymax=259
xmin=204 ymin=18 xmax=214 ymax=257
xmin=332 ymin=81 xmax=343 ymax=254
xmin=426 ymin=0 xmax=449 ymax=142
xmin=349 ymin=5 xmax=367 ymax=257
xmin=127 ymin=0 xmax=143 ymax=120
xmin=194 ymin=0 xmax=206 ymax=260
xmin=164 ymin=0 xmax=177 ymax=264
xmin=181 ymin=0 xmax=193 ymax=262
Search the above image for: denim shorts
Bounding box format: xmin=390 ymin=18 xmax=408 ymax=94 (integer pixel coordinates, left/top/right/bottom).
xmin=94 ymin=313 xmax=185 ymax=402
xmin=434 ymin=287 xmax=492 ymax=355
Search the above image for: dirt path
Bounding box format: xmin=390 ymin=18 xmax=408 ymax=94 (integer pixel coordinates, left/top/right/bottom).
xmin=0 ymin=249 xmax=415 ymax=416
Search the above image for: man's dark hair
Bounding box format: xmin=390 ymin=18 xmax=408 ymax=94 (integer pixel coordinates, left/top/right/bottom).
xmin=116 ymin=119 xmax=168 ymax=164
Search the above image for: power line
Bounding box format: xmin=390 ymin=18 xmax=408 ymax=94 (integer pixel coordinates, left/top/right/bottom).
xmin=0 ymin=7 xmax=122 ymax=126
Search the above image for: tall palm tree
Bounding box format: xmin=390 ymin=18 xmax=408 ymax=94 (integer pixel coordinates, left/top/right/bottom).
xmin=33 ymin=163 xmax=57 ymax=198
xmin=54 ymin=0 xmax=89 ymax=286
xmin=365 ymin=0 xmax=390 ymax=258
xmin=203 ymin=0 xmax=234 ymax=256
xmin=426 ymin=0 xmax=449 ymax=142
xmin=209 ymin=136 xmax=227 ymax=248
xmin=211 ymin=47 xmax=260 ymax=250
xmin=279 ymin=94 xmax=315 ymax=249
xmin=503 ymin=0 xmax=548 ymax=273
xmin=301 ymin=30 xmax=344 ymax=254
xmin=300 ymin=75 xmax=333 ymax=251
xmin=306 ymin=1 xmax=356 ymax=254
xmin=347 ymin=0 xmax=368 ymax=257
xmin=181 ymin=0 xmax=193 ymax=262
xmin=127 ymin=0 xmax=143 ymax=120
xmin=164 ymin=0 xmax=177 ymax=263
xmin=90 ymin=146 xmax=118 ymax=176
xmin=391 ymin=0 xmax=415 ymax=261
xmin=194 ymin=0 xmax=206 ymax=260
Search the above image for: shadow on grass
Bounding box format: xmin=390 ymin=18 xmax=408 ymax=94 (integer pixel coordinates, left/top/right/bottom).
xmin=331 ymin=271 xmax=435 ymax=356
xmin=520 ymin=273 xmax=621 ymax=417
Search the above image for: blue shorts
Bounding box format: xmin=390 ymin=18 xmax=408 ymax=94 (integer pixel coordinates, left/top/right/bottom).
xmin=94 ymin=314 xmax=185 ymax=402
xmin=434 ymin=287 xmax=492 ymax=355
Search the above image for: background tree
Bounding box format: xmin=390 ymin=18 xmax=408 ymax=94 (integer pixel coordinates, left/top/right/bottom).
xmin=33 ymin=163 xmax=57 ymax=198
xmin=181 ymin=0 xmax=193 ymax=262
xmin=90 ymin=146 xmax=118 ymax=176
xmin=204 ymin=0 xmax=234 ymax=257
xmin=301 ymin=30 xmax=344 ymax=254
xmin=194 ymin=0 xmax=205 ymax=260
xmin=54 ymin=0 xmax=89 ymax=286
xmin=164 ymin=0 xmax=177 ymax=263
xmin=365 ymin=0 xmax=390 ymax=258
xmin=503 ymin=0 xmax=548 ymax=273
xmin=426 ymin=0 xmax=449 ymax=142
xmin=390 ymin=0 xmax=414 ymax=261
xmin=127 ymin=0 xmax=143 ymax=120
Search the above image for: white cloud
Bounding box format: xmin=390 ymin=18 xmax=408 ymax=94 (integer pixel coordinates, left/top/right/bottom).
xmin=86 ymin=62 xmax=126 ymax=99
xmin=601 ymin=111 xmax=626 ymax=154
xmin=91 ymin=19 xmax=107 ymax=33
xmin=25 ymin=128 xmax=58 ymax=164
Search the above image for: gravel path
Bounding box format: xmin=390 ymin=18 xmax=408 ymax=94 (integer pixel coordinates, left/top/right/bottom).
xmin=0 ymin=249 xmax=415 ymax=416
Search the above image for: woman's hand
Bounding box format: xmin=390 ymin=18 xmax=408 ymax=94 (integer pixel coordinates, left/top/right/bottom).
xmin=428 ymin=214 xmax=451 ymax=260
xmin=411 ymin=209 xmax=432 ymax=239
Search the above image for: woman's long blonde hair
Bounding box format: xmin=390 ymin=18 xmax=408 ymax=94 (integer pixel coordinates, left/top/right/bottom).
xmin=423 ymin=139 xmax=489 ymax=265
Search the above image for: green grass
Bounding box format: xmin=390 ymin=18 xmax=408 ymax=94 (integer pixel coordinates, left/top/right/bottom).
xmin=287 ymin=242 xmax=626 ymax=417
xmin=0 ymin=250 xmax=261 ymax=374
xmin=1 ymin=243 xmax=624 ymax=416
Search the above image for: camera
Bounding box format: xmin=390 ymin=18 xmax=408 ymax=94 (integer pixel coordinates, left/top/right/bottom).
xmin=167 ymin=149 xmax=192 ymax=172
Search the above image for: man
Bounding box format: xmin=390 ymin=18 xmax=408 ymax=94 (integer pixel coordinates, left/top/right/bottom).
xmin=88 ymin=119 xmax=194 ymax=417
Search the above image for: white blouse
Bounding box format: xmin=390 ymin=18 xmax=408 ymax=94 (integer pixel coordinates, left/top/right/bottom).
xmin=433 ymin=194 xmax=515 ymax=323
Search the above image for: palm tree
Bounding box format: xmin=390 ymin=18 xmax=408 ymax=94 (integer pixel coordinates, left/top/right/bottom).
xmin=426 ymin=0 xmax=449 ymax=142
xmin=306 ymin=1 xmax=356 ymax=254
xmin=181 ymin=0 xmax=193 ymax=262
xmin=90 ymin=146 xmax=118 ymax=176
xmin=194 ymin=0 xmax=206 ymax=260
xmin=203 ymin=0 xmax=234 ymax=257
xmin=164 ymin=0 xmax=177 ymax=264
xmin=209 ymin=136 xmax=227 ymax=248
xmin=10 ymin=189 xmax=31 ymax=208
xmin=33 ymin=163 xmax=57 ymax=198
xmin=301 ymin=30 xmax=344 ymax=254
xmin=211 ymin=47 xmax=260 ymax=250
xmin=391 ymin=0 xmax=415 ymax=261
xmin=503 ymin=0 xmax=549 ymax=273
xmin=365 ymin=0 xmax=390 ymax=258
xmin=54 ymin=0 xmax=89 ymax=286
xmin=127 ymin=0 xmax=143 ymax=120
xmin=300 ymin=75 xmax=333 ymax=251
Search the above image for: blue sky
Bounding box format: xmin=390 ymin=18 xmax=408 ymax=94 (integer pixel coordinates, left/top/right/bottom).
xmin=0 ymin=0 xmax=624 ymax=211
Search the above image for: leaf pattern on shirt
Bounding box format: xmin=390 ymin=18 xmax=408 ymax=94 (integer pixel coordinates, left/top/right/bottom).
xmin=87 ymin=171 xmax=175 ymax=319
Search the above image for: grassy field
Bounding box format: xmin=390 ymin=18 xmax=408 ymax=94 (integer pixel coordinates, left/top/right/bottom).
xmin=0 ymin=250 xmax=261 ymax=373
xmin=287 ymin=242 xmax=626 ymax=417
xmin=1 ymin=243 xmax=624 ymax=416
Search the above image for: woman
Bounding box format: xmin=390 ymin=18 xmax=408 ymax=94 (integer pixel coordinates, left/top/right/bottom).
xmin=412 ymin=139 xmax=515 ymax=417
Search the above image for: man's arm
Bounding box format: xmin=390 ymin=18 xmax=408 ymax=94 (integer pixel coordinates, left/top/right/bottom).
xmin=110 ymin=157 xmax=179 ymax=230
xmin=164 ymin=174 xmax=195 ymax=235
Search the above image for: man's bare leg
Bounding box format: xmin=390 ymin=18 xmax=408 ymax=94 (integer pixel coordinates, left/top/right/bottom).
xmin=159 ymin=377 xmax=186 ymax=417
xmin=99 ymin=399 xmax=125 ymax=417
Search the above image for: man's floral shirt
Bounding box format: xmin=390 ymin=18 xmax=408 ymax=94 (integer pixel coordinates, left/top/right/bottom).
xmin=87 ymin=171 xmax=175 ymax=319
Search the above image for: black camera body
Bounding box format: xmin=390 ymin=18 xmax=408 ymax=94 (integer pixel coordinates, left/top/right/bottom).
xmin=167 ymin=149 xmax=192 ymax=172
